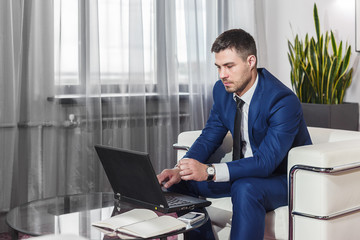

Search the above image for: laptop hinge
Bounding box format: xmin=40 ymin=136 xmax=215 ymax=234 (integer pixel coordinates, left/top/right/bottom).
xmin=115 ymin=193 xmax=121 ymax=201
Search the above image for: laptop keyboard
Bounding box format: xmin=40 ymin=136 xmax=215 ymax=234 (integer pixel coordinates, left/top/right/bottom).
xmin=166 ymin=195 xmax=192 ymax=207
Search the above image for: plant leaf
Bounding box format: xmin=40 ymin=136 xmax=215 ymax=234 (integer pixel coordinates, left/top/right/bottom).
xmin=314 ymin=3 xmax=320 ymax=41
xmin=287 ymin=3 xmax=353 ymax=104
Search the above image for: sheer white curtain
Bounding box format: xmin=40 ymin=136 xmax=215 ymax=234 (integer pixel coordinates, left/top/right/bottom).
xmin=0 ymin=0 xmax=20 ymax=220
xmin=0 ymin=0 xmax=266 ymax=232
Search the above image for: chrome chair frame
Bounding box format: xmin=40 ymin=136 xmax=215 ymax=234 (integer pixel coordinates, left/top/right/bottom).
xmin=288 ymin=162 xmax=360 ymax=240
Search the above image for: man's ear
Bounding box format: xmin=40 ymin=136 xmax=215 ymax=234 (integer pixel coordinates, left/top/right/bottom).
xmin=247 ymin=55 xmax=257 ymax=69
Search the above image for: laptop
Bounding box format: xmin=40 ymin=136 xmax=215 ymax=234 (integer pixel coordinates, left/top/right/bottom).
xmin=94 ymin=145 xmax=211 ymax=213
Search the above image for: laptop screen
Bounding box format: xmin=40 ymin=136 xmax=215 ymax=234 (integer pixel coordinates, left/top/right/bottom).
xmin=94 ymin=145 xmax=168 ymax=208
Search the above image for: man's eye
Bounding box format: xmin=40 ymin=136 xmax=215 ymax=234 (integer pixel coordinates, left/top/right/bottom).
xmin=227 ymin=65 xmax=233 ymax=69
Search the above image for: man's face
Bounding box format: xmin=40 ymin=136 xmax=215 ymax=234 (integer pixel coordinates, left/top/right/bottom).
xmin=214 ymin=48 xmax=256 ymax=97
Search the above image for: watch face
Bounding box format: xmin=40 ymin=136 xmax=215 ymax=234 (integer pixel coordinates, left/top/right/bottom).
xmin=207 ymin=167 xmax=215 ymax=175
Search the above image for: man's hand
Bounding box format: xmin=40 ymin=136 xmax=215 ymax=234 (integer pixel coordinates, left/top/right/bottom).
xmin=157 ymin=168 xmax=181 ymax=188
xmin=157 ymin=158 xmax=213 ymax=188
xmin=178 ymin=158 xmax=210 ymax=181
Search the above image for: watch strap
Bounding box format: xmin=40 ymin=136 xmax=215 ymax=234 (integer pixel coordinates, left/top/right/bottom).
xmin=206 ymin=164 xmax=215 ymax=181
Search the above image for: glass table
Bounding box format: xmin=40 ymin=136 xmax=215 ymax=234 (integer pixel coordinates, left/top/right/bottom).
xmin=6 ymin=192 xmax=208 ymax=240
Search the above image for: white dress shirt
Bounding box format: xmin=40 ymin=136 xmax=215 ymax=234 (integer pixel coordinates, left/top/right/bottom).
xmin=213 ymin=76 xmax=258 ymax=182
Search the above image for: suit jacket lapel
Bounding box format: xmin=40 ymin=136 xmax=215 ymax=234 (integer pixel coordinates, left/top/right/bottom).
xmin=248 ymin=69 xmax=265 ymax=143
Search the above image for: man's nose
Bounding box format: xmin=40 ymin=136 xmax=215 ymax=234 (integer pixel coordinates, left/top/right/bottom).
xmin=219 ymin=69 xmax=228 ymax=79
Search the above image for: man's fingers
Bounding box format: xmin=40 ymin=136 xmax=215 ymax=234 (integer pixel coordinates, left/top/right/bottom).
xmin=179 ymin=169 xmax=191 ymax=176
xmin=180 ymin=175 xmax=191 ymax=181
xmin=163 ymin=179 xmax=175 ymax=188
xmin=179 ymin=159 xmax=196 ymax=171
xmin=163 ymin=175 xmax=180 ymax=188
xmin=157 ymin=172 xmax=166 ymax=183
xmin=157 ymin=170 xmax=171 ymax=184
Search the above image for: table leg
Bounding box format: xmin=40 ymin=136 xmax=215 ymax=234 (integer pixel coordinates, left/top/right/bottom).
xmin=9 ymin=229 xmax=19 ymax=240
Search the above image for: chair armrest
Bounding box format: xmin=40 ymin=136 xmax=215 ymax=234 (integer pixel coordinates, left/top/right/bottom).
xmin=174 ymin=130 xmax=202 ymax=161
xmin=287 ymin=139 xmax=360 ymax=240
xmin=172 ymin=143 xmax=190 ymax=151
xmin=287 ymin=139 xmax=360 ymax=239
xmin=174 ymin=131 xmax=233 ymax=163
xmin=288 ymin=139 xmax=360 ymax=171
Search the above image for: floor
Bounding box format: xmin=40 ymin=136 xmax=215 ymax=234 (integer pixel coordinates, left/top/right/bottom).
xmin=0 ymin=233 xmax=30 ymax=240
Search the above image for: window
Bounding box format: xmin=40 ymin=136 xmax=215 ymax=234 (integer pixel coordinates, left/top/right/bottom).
xmin=98 ymin=0 xmax=156 ymax=85
xmin=54 ymin=0 xmax=191 ymax=88
xmin=175 ymin=0 xmax=189 ymax=85
xmin=54 ymin=0 xmax=79 ymax=85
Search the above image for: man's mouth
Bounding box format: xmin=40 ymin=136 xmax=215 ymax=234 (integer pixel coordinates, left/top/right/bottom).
xmin=223 ymin=81 xmax=232 ymax=87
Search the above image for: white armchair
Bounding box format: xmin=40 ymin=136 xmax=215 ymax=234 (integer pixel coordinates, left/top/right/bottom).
xmin=174 ymin=127 xmax=360 ymax=240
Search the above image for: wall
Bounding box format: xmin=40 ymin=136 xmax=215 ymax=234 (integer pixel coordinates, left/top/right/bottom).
xmin=263 ymin=0 xmax=360 ymax=129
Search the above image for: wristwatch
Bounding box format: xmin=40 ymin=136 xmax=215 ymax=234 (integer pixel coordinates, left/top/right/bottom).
xmin=206 ymin=164 xmax=215 ymax=181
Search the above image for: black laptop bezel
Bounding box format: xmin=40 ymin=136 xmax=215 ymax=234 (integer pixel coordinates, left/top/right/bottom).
xmin=94 ymin=145 xmax=211 ymax=213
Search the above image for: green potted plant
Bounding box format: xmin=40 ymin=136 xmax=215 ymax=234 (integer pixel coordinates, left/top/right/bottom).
xmin=288 ymin=3 xmax=358 ymax=130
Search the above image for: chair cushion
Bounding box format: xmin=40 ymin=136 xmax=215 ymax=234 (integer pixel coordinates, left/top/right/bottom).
xmin=207 ymin=198 xmax=289 ymax=239
xmin=206 ymin=197 xmax=232 ymax=228
xmin=265 ymin=206 xmax=288 ymax=240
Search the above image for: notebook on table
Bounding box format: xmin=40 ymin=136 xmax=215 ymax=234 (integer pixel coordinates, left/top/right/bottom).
xmin=94 ymin=145 xmax=211 ymax=213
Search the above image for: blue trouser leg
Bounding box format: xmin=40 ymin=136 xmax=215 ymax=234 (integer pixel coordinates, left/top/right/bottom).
xmin=230 ymin=174 xmax=287 ymax=240
xmin=169 ymin=174 xmax=287 ymax=240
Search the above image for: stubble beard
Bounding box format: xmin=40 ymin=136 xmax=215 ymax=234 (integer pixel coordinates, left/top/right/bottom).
xmin=223 ymin=82 xmax=246 ymax=95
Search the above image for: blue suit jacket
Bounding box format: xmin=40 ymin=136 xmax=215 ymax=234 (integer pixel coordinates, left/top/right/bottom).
xmin=184 ymin=68 xmax=312 ymax=181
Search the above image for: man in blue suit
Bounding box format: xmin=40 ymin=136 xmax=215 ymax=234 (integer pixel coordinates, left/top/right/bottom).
xmin=157 ymin=29 xmax=312 ymax=239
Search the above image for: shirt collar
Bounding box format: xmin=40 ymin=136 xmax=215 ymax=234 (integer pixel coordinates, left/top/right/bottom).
xmin=233 ymin=74 xmax=259 ymax=105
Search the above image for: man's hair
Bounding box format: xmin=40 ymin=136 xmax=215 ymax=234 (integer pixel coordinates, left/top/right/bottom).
xmin=211 ymin=29 xmax=257 ymax=61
